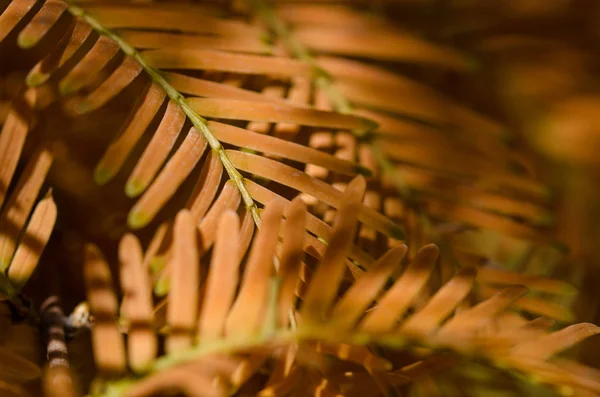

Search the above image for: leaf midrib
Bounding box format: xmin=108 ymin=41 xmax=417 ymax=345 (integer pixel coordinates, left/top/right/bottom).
xmin=66 ymin=3 xmax=264 ymax=228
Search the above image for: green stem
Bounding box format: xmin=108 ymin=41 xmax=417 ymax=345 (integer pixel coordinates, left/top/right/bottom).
xmin=65 ymin=4 xmax=262 ymax=228
xmin=95 ymin=331 xmax=295 ymax=397
xmin=94 ymin=327 xmax=388 ymax=397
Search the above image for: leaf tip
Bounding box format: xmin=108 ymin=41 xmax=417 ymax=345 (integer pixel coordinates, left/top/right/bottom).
xmin=561 ymin=283 xmax=578 ymax=296
xmin=74 ymin=100 xmax=92 ymax=115
xmin=125 ymin=180 xmax=145 ymax=198
xmin=127 ymin=209 xmax=149 ymax=230
xmin=58 ymin=80 xmax=78 ymax=96
xmin=149 ymin=255 xmax=167 ymax=276
xmin=154 ymin=275 xmax=170 ymax=296
xmin=17 ymin=33 xmax=37 ymax=49
xmin=26 ymin=71 xmax=48 ymax=88
xmin=93 ymin=165 xmax=115 ymax=186
xmin=558 ymin=385 xmax=575 ymax=397
xmin=349 ymin=174 xmax=367 ymax=193
xmin=418 ymin=243 xmax=440 ymax=259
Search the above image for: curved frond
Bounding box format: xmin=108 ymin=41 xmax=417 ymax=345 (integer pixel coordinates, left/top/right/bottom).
xmin=76 ymin=187 xmax=599 ymax=397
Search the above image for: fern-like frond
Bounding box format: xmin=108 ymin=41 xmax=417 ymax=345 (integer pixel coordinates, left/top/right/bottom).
xmin=76 ymin=179 xmax=599 ymax=397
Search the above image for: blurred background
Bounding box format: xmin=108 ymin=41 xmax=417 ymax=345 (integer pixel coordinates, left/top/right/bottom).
xmin=379 ymin=0 xmax=600 ymax=366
